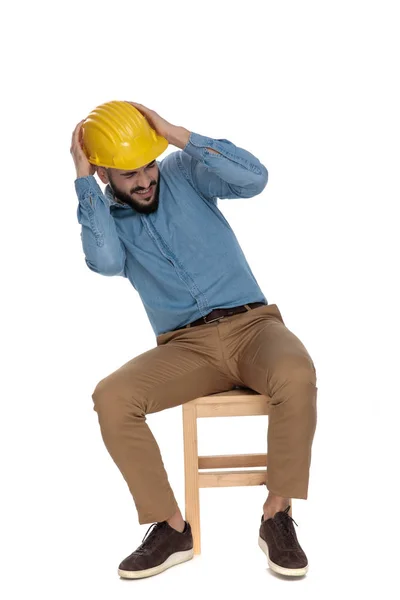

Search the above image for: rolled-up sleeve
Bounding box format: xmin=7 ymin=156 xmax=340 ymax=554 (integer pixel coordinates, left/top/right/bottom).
xmin=75 ymin=176 xmax=127 ymax=276
xmin=179 ymin=132 xmax=268 ymax=200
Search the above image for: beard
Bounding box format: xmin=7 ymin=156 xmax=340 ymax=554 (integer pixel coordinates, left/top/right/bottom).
xmin=108 ymin=174 xmax=160 ymax=215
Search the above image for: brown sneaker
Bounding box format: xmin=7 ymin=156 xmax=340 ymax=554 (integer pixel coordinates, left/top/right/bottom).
xmin=118 ymin=520 xmax=194 ymax=579
xmin=258 ymin=506 xmax=308 ymax=577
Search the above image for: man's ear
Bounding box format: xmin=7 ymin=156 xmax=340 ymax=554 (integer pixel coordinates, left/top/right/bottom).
xmin=97 ymin=166 xmax=109 ymax=185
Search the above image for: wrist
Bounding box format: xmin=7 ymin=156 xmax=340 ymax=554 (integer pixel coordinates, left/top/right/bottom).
xmin=166 ymin=126 xmax=191 ymax=149
xmin=76 ymin=170 xmax=93 ymax=179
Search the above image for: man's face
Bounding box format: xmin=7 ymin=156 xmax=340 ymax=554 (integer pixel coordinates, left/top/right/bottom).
xmin=103 ymin=160 xmax=160 ymax=214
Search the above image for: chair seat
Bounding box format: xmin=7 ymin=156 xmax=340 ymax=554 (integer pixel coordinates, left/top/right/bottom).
xmin=187 ymin=387 xmax=271 ymax=418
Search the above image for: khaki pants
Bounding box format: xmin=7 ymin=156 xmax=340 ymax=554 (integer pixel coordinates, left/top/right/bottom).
xmin=92 ymin=303 xmax=317 ymax=524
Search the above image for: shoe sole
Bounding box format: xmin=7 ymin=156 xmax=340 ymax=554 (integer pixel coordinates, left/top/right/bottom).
xmin=118 ymin=548 xmax=194 ymax=579
xmin=258 ymin=537 xmax=308 ymax=577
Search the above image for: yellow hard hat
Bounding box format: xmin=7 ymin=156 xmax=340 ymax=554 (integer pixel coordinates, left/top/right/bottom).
xmin=82 ymin=101 xmax=169 ymax=170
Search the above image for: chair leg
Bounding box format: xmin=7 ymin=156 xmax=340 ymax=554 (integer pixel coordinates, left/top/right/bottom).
xmin=182 ymin=403 xmax=201 ymax=554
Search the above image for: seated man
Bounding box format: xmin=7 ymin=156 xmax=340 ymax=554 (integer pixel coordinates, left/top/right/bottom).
xmin=70 ymin=101 xmax=317 ymax=579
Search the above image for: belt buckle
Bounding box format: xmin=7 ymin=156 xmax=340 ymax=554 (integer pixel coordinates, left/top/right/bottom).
xmin=203 ymin=314 xmax=225 ymax=324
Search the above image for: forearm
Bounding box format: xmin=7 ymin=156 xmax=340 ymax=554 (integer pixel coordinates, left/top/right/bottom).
xmin=75 ymin=176 xmax=126 ymax=276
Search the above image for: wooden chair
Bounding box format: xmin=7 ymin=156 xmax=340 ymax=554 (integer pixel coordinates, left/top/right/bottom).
xmin=182 ymin=387 xmax=291 ymax=554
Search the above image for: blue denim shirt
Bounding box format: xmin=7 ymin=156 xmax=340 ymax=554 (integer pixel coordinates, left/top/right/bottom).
xmin=75 ymin=132 xmax=269 ymax=336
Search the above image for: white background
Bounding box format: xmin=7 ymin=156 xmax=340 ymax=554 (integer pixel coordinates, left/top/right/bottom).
xmin=1 ymin=0 xmax=398 ymax=598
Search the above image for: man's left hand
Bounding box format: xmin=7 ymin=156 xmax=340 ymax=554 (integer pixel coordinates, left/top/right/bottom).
xmin=125 ymin=102 xmax=219 ymax=154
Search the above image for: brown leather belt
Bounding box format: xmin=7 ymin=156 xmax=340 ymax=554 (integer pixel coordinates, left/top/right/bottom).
xmin=179 ymin=302 xmax=267 ymax=330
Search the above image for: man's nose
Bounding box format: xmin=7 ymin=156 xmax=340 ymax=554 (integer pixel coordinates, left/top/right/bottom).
xmin=136 ymin=172 xmax=153 ymax=189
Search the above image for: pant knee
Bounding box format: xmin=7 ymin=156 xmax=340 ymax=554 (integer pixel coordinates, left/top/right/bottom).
xmin=269 ymin=355 xmax=317 ymax=407
xmin=91 ymin=377 xmax=113 ymax=413
xmin=91 ymin=377 xmax=146 ymax=434
xmin=273 ymin=353 xmax=316 ymax=385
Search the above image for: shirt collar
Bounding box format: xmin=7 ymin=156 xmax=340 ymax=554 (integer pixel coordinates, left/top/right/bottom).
xmin=105 ymin=184 xmax=131 ymax=208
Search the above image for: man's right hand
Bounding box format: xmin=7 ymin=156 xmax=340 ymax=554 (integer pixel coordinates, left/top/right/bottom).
xmin=70 ymin=120 xmax=97 ymax=178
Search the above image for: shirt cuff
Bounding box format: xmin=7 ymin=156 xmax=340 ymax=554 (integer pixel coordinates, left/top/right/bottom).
xmin=75 ymin=175 xmax=104 ymax=206
xmin=183 ymin=132 xmax=220 ymax=161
